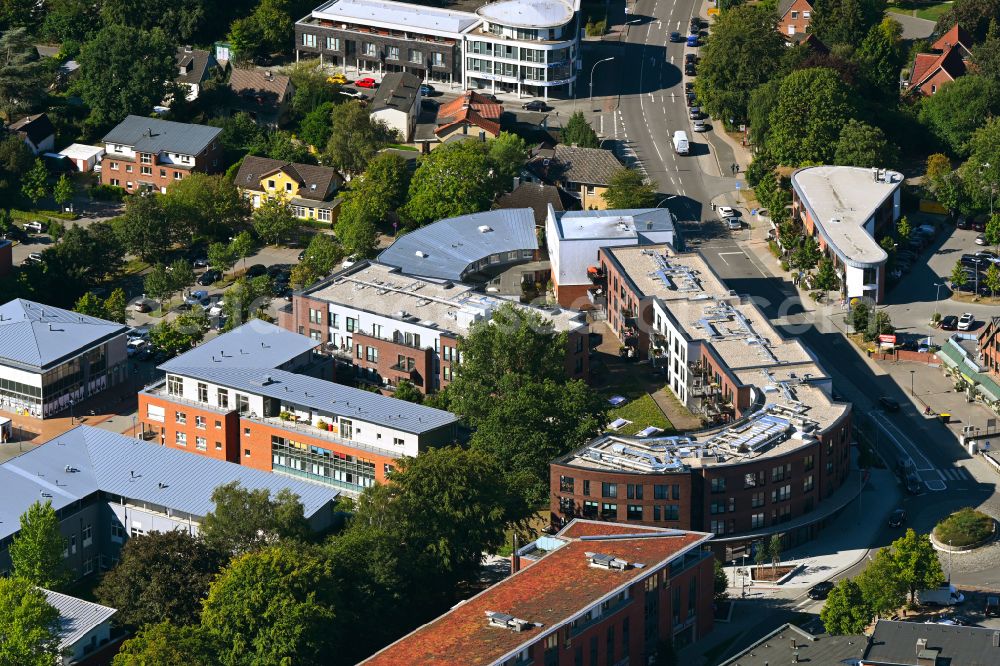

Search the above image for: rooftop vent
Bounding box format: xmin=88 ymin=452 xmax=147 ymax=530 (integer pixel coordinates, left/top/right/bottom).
xmin=478 ymin=225 xmax=492 ymax=233
xmin=415 ymin=250 xmax=427 ymax=258
xmin=485 ymin=611 xmax=536 ymax=632
xmin=586 ymin=552 xmax=633 ymax=571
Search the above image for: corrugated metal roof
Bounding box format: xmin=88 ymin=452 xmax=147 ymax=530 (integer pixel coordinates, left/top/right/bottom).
xmin=0 ymin=299 xmax=129 ymax=370
xmin=0 ymin=426 xmax=339 ymax=542
xmin=159 ymin=320 xmax=317 ymax=373
xmin=164 ymin=365 xmax=457 ymax=434
xmin=378 ymin=208 xmax=537 ymax=280
xmin=101 ymin=115 xmax=222 ymax=156
xmin=41 ymin=588 xmax=117 ymax=650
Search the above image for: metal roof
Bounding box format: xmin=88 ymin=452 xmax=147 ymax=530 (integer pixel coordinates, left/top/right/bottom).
xmin=0 ymin=426 xmax=339 ymax=542
xmin=477 ymin=0 xmax=576 ymax=29
xmin=864 ymin=620 xmax=1000 ymax=665
xmin=309 ymin=0 xmax=480 ymax=35
xmin=159 ymin=320 xmax=317 ymax=373
xmin=0 ymin=299 xmax=129 ymax=371
xmin=162 ymin=365 xmax=458 ymax=434
xmin=378 ymin=208 xmax=537 ymax=281
xmin=101 ymin=115 xmax=222 ymax=156
xmin=41 ymin=589 xmax=117 ymax=650
xmin=555 ymin=208 xmax=676 ymax=240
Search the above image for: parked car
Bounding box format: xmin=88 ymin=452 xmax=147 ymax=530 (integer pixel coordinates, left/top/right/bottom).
xmin=985 ymin=596 xmax=1000 ymax=617
xmin=192 ymin=257 xmax=208 ymax=268
xmin=689 ymin=17 xmax=702 ymax=31
xmin=956 ymin=216 xmax=972 ymax=230
xmin=208 ymin=300 xmax=225 ymax=317
xmin=669 ymin=31 xmax=683 ymax=42
xmin=684 ymin=81 xmax=695 ymax=93
xmin=245 ymin=264 xmax=267 ymax=278
xmin=906 ymin=473 xmax=923 ymax=494
xmin=878 ymin=396 xmax=900 ymax=412
xmin=355 ymin=77 xmax=377 ymax=88
xmin=24 ymin=220 xmax=44 ymax=233
xmin=888 ymin=508 xmax=906 ymax=527
xmin=692 ymin=119 xmax=707 ymax=132
xmin=686 ymin=93 xmax=697 ymax=107
xmin=689 ymin=106 xmax=701 ymax=120
xmin=975 ymin=234 xmax=986 ymax=245
xmin=326 ymin=72 xmax=348 ymax=85
xmin=718 ymin=206 xmax=735 ymax=217
xmin=522 ymin=100 xmax=549 ymax=111
xmin=197 ymin=269 xmax=220 ymax=286
xmin=684 ymin=63 xmax=697 ymax=76
xmin=184 ymin=290 xmax=208 ymax=305
xmin=940 ymin=315 xmax=959 ymax=330
xmin=132 ymin=299 xmax=153 ymax=313
xmin=421 ymin=98 xmax=440 ymax=110
xmin=726 ymin=217 xmax=741 ymax=231
xmin=958 ymin=312 xmax=975 ymax=331
xmin=684 ymin=53 xmax=698 ymax=64
xmin=808 ymin=581 xmax=834 ymax=600
xmin=971 ymin=218 xmax=986 ymax=232
xmin=419 ymin=84 xmax=435 ymax=95
xmin=686 ymin=33 xmax=699 ymax=47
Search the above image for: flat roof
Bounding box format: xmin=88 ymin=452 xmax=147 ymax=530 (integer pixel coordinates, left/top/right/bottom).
xmin=720 ymin=624 xmax=864 ymax=666
xmin=377 ymin=208 xmax=537 ymax=281
xmin=159 ymin=320 xmax=317 ymax=373
xmin=791 ymin=165 xmax=902 ymax=269
xmin=309 ymin=0 xmax=480 ymax=35
xmin=0 ymin=299 xmax=129 ymax=371
xmin=57 ymin=143 xmax=105 ymax=160
xmin=42 ymin=589 xmax=117 ymax=650
xmin=555 ymin=208 xmax=675 ymax=241
xmin=306 ymin=261 xmax=587 ymax=335
xmin=864 ymin=620 xmax=1000 ymax=665
xmin=476 ymin=0 xmax=576 ymax=28
xmin=361 ymin=520 xmax=710 ymax=666
xmin=0 ymin=426 xmax=339 ymax=542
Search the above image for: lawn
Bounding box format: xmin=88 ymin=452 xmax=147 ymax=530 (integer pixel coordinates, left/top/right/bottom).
xmin=934 ymin=507 xmax=994 ymax=547
xmin=888 ymin=0 xmax=953 ymax=22
xmin=607 ymin=393 xmax=675 ymax=436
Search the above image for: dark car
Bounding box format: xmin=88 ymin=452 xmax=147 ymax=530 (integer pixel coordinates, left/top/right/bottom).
xmin=985 ymin=596 xmax=1000 ymax=617
xmin=522 ymin=100 xmax=549 ymax=111
xmin=246 ymin=264 xmax=267 ymax=278
xmin=879 ymin=397 xmax=900 ymax=412
xmin=419 ymin=84 xmax=435 ymax=96
xmin=690 ymin=17 xmax=702 ymax=31
xmin=906 ymin=473 xmax=923 ymax=494
xmin=685 ymin=63 xmax=697 ymax=76
xmin=940 ymin=315 xmax=959 ymax=330
xmin=686 ymin=93 xmax=697 ymax=107
xmin=197 ymin=269 xmax=220 ymax=286
xmin=808 ymin=581 xmax=834 ymax=600
xmin=669 ymin=31 xmax=683 ymax=42
xmin=685 ymin=53 xmax=698 ymax=64
xmin=888 ymin=508 xmax=906 ymax=528
xmin=685 ymin=81 xmax=695 ymax=93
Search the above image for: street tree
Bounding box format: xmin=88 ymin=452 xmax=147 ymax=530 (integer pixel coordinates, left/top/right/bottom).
xmin=714 ymin=559 xmax=729 ymax=601
xmin=888 ymin=529 xmax=945 ymax=603
xmin=229 ymin=230 xmax=255 ymax=270
xmin=207 ymin=242 xmax=236 ymax=275
xmin=986 ymin=213 xmax=1000 ymax=250
xmin=74 ymin=23 xmax=176 ymax=131
xmin=149 ymin=313 xmax=206 ymax=354
xmin=251 ymin=197 xmax=297 ymax=246
xmin=986 ymin=263 xmax=1000 ymax=298
xmin=201 ymin=543 xmax=337 ymax=666
xmin=168 ymin=258 xmax=195 ymax=296
xmin=951 ymin=259 xmax=969 ymax=291
xmin=820 ymin=578 xmax=872 ymax=635
xmin=95 ymin=531 xmax=225 ymax=630
xmin=897 ymin=216 xmax=912 ymax=242
xmin=857 ymin=547 xmax=906 ymax=618
xmin=144 ymin=264 xmax=174 ymax=303
xmin=791 ymin=235 xmax=821 ymax=270
xmin=849 ymin=301 xmax=870 ymax=333
xmin=112 ymin=622 xmax=221 ymax=666
xmin=602 ymin=168 xmax=657 ymax=209
xmin=0 ymin=28 xmax=47 ymax=122
xmin=104 ymin=288 xmax=128 ymax=324
xmin=74 ymin=292 xmax=107 ymax=319
xmin=0 ymin=576 xmax=61 ymax=666
xmin=561 ymin=111 xmax=600 ymax=148
xmin=326 ymin=101 xmax=397 ymax=175
xmin=301 ymin=233 xmax=344 ymax=274
xmin=865 ymin=310 xmax=894 ymax=342
xmin=402 ymin=140 xmax=497 ymax=226
xmin=53 ymin=174 xmax=74 ymax=211
xmin=767 ymin=68 xmax=858 ymax=165
xmin=919 ymin=75 xmax=1000 ymax=157
xmin=814 ymin=256 xmax=840 ymax=291
xmin=834 ymin=120 xmax=896 ymax=168
xmin=200 ymin=481 xmax=310 ymax=557
xmin=113 ymin=194 xmax=173 ymax=262
xmin=768 ymin=534 xmax=783 ymax=572
xmin=21 ymin=158 xmax=47 ymax=205
xmin=9 ymin=500 xmax=68 ymax=590
xmin=163 ymin=173 xmax=250 ymax=239
xmin=220 ymin=276 xmax=272 ymax=330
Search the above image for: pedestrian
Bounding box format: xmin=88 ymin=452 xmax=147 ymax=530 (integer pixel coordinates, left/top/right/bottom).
xmin=711 ymin=202 xmax=717 ymax=212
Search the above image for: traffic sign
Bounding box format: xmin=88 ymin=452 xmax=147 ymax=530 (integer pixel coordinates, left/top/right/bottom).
xmin=735 ymin=182 xmax=740 ymax=190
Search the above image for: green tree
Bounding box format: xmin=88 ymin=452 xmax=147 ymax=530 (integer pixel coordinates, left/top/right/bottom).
xmin=857 ymin=547 xmax=907 ymax=618
xmin=113 ymin=194 xmax=173 ymax=262
xmin=820 ymin=578 xmax=871 ymax=635
xmin=229 ymin=230 xmax=255 ymax=270
xmin=73 ymin=291 xmax=107 ymax=319
xmin=9 ymin=500 xmax=68 ymax=590
xmin=326 ymin=101 xmax=397 ymax=175
xmin=812 ymin=0 xmax=887 ymax=47
xmin=986 ymin=213 xmax=1000 ymax=250
xmin=0 ymin=208 xmax=12 ymax=236
xmin=889 ymin=529 xmax=945 ymax=603
xmin=41 ymin=0 xmax=100 ymax=44
xmin=220 ymin=276 xmax=272 ymax=330
xmin=849 ymin=300 xmax=870 ymax=333
xmin=251 ymin=197 xmax=297 ymax=246
xmin=113 ymin=622 xmax=221 ymax=666
xmin=0 ymin=28 xmax=46 ymax=122
xmin=358 ymin=151 xmax=411 ymax=219
xmin=74 ymin=23 xmax=176 ymax=131
xmin=984 ymin=263 xmax=1000 ymax=298
xmin=163 ymin=173 xmax=250 ymax=239
xmin=298 ymin=101 xmax=334 ymax=149
xmin=951 ymin=259 xmax=968 ymax=290
xmin=285 ymin=59 xmax=338 ymax=117
xmin=302 ymin=232 xmax=344 ymax=273
xmin=104 ymin=287 xmax=128 ymax=324
xmin=767 ymin=68 xmax=858 ymax=165
xmin=971 ymin=19 xmax=1000 ymax=81
xmin=960 ymin=118 xmax=1000 ymax=211
xmin=854 ymin=18 xmax=904 ymax=103
xmin=393 ymin=379 xmax=424 ymax=404
xmin=562 ymin=111 xmax=600 ymax=147
xmin=144 ymin=263 xmax=174 ymax=303
xmin=201 ymin=544 xmax=336 ymax=666
xmin=488 ymin=132 xmax=529 ymax=195
xmin=897 ymin=215 xmax=912 ymax=242
xmin=0 ymin=577 xmax=61 ymax=666
xmin=768 ymin=534 xmax=783 ymax=571
xmin=52 ymin=174 xmax=74 ymax=210
xmin=791 ymin=235 xmax=821 ymax=270
xmin=0 ymin=0 xmax=39 ymax=32
xmin=95 ymin=531 xmax=224 ymax=630
xmin=834 ymin=119 xmax=896 ymax=168
xmin=814 ymin=255 xmax=840 ymax=290
xmin=20 ymin=158 xmax=47 ymax=205
xmin=713 ymin=558 xmax=729 ymax=601
xmin=149 ymin=313 xmax=206 ymax=354
xmin=694 ymin=5 xmax=786 ymax=124
xmin=200 ymin=481 xmax=309 ymax=557
xmin=335 ymin=194 xmax=380 ymax=257
xmin=865 ymin=309 xmax=894 ymax=342
xmin=168 ymin=258 xmax=195 ymax=295
xmin=226 ymin=0 xmax=293 ymax=61
xmin=264 ymin=130 xmax=315 ymax=164
xmin=919 ymin=76 xmax=1000 ymax=157
xmin=208 ymin=242 xmax=235 ymax=275
xmin=937 ymin=0 xmax=1000 ymax=41
xmin=402 ymin=140 xmax=497 ymax=226
xmin=601 ymin=168 xmax=657 ymax=209
xmin=0 ymin=133 xmax=32 ymax=195
xmin=747 ymin=79 xmax=783 ymax=151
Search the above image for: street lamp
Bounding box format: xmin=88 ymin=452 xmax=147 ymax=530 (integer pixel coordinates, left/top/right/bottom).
xmin=132 ymin=415 xmax=138 ymax=440
xmin=69 ymin=399 xmax=75 ymax=425
xmin=590 ymin=57 xmax=615 ymax=110
xmin=910 ymin=369 xmax=915 ymax=396
xmin=982 ymin=162 xmax=996 ymax=217
xmin=934 ymin=282 xmax=944 ymax=318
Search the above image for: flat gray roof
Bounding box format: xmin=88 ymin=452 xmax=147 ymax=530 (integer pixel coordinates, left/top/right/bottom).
xmin=864 ymin=620 xmax=1000 ymax=665
xmin=42 ymin=589 xmax=117 ymax=650
xmin=477 ymin=0 xmax=576 ymax=28
xmin=102 ymin=115 xmax=221 ymax=156
xmin=159 ymin=320 xmax=317 ymax=373
xmin=555 ymin=208 xmax=675 ymax=241
xmin=0 ymin=426 xmax=339 ymax=542
xmin=0 ymin=299 xmax=128 ymax=371
xmin=309 ymin=0 xmax=480 ymax=35
xmin=378 ymin=208 xmax=537 ymax=281
xmin=163 ymin=365 xmax=458 ymax=434
xmin=791 ymin=165 xmax=902 ymax=269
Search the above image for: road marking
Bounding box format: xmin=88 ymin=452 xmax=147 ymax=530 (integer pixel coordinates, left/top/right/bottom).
xmin=925 ymin=479 xmax=947 ymax=492
xmin=877 ymin=418 xmax=935 ymax=471
xmin=717 ymin=251 xmax=745 ymax=266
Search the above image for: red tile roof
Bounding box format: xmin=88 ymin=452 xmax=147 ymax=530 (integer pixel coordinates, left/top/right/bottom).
xmin=436 ymin=90 xmax=503 ymax=137
xmin=910 ymin=24 xmax=975 ymax=94
xmin=910 ymin=53 xmax=939 ymax=87
xmin=361 ymin=523 xmax=710 ymax=666
xmin=932 ymin=23 xmax=973 ymax=54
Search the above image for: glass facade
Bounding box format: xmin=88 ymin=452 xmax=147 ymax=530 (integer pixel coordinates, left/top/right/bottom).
xmin=271 ymin=435 xmax=376 ymax=491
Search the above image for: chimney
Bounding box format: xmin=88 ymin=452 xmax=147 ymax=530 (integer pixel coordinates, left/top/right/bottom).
xmin=184 ymin=45 xmax=192 ymax=53
xmin=916 ymin=639 xmax=927 ymax=657
xmin=511 ymin=533 xmax=520 ymax=574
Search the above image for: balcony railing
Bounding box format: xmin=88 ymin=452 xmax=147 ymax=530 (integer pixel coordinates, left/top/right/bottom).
xmin=244 ymin=413 xmax=405 ymax=460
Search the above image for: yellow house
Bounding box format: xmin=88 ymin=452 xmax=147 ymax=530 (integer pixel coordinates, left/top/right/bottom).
xmin=525 ymin=145 xmax=623 ymax=211
xmin=235 ymin=155 xmax=344 ymax=223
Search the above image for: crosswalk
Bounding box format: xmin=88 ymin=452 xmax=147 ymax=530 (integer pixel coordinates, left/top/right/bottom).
xmin=939 ymin=467 xmax=972 ymax=481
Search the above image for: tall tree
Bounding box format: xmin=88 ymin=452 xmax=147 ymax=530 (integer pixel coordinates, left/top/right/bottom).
xmin=402 ymin=140 xmax=497 ymax=226
xmin=163 ymin=173 xmax=250 ymax=239
xmin=971 ymin=19 xmax=1000 ymax=81
xmin=920 ymin=75 xmax=1000 ymax=157
xmin=200 ymin=482 xmax=310 ymax=557
xmin=227 ymin=0 xmax=294 ymax=61
xmin=334 ymin=195 xmax=379 ymax=257
xmin=985 ymin=262 xmax=1000 ymax=297
xmin=149 ymin=313 xmax=206 ymax=354
xmin=488 ymin=132 xmax=529 ymax=195
xmin=113 ymin=622 xmax=221 ymax=666
xmin=105 ymin=287 xmax=128 ymax=324
xmin=208 ymin=242 xmax=236 ymax=275
xmin=0 ymin=28 xmax=47 ymax=121
xmin=298 ymin=101 xmax=335 ymax=149
xmin=143 ymin=264 xmax=174 ymax=303
xmin=0 ymin=577 xmax=61 ymax=666
xmin=99 ymin=0 xmax=209 ymax=43
xmin=220 ymin=275 xmax=273 ymax=330
xmin=285 ymin=59 xmax=338 ymax=117
xmin=74 ymin=24 xmax=176 ymax=132
xmin=201 ymin=544 xmax=337 ymax=666
xmin=53 ymin=174 xmax=74 ymax=211
xmin=937 ymin=0 xmax=1000 ymax=41
xmin=113 ymin=195 xmax=174 ymax=262
xmin=601 ymin=168 xmax=657 ymax=208
xmin=951 ymin=259 xmax=969 ymax=290
xmin=694 ymin=5 xmax=786 ymax=124
xmin=959 ymin=117 xmax=1000 ymax=211
xmin=95 ymin=531 xmax=225 ymax=630
xmin=74 ymin=292 xmax=107 ymax=319
xmin=812 ymin=0 xmax=887 ymax=47
xmin=820 ymin=578 xmax=871 ymax=634
xmin=21 ymin=158 xmax=48 ymax=205
xmin=562 ymin=111 xmax=600 ymax=147
xmin=834 ymin=120 xmax=896 ymax=168
xmin=325 ymin=101 xmax=397 ymax=175
xmin=856 ymin=548 xmax=906 ymax=618
xmin=9 ymin=500 xmax=68 ymax=590
xmin=41 ymin=0 xmax=101 ymax=43
xmin=854 ymin=17 xmax=904 ymax=103
xmin=251 ymin=197 xmax=297 ymax=245
xmin=889 ymin=529 xmax=945 ymax=603
xmin=767 ymin=68 xmax=858 ymax=165
xmin=229 ymin=230 xmax=255 ymax=270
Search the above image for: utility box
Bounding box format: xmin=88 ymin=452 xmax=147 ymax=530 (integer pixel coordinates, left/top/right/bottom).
xmin=939 ymin=413 xmax=951 ymax=424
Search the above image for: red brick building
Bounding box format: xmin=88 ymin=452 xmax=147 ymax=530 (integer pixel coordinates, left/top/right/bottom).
xmin=979 ymin=317 xmax=1000 ymax=377
xmin=908 ymin=24 xmax=974 ymax=96
xmin=360 ymin=519 xmax=715 ymax=664
xmin=99 ymin=115 xmax=223 ymax=194
xmin=777 ymin=0 xmax=813 ymax=39
xmin=278 ymin=261 xmax=590 ymax=395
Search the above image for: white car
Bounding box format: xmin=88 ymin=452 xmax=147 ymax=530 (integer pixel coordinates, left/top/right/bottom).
xmin=718 ymin=206 xmax=735 ymax=218
xmin=126 ymin=339 xmax=147 ymax=356
xmin=692 ymin=119 xmax=707 ymax=132
xmin=726 ymin=217 xmax=741 ymax=231
xmin=957 ymin=313 xmax=975 ymax=331
xmin=208 ymin=300 xmax=225 ymax=317
xmin=24 ymin=221 xmax=44 ymax=233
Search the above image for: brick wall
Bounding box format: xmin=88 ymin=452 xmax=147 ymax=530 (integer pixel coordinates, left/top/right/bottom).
xmin=138 ymin=392 xmax=240 ymax=463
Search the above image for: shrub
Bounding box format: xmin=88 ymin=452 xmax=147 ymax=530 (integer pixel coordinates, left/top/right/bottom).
xmin=780 ymin=260 xmax=790 ymax=272
xmin=89 ymin=184 xmax=126 ymax=201
xmin=934 ymin=507 xmax=994 ymax=548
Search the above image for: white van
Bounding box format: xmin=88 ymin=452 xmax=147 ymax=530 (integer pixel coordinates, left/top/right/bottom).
xmin=673 ymin=131 xmax=689 ymax=155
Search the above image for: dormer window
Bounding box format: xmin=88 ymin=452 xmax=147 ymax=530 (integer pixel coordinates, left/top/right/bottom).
xmin=140 ymin=153 xmax=151 ymax=164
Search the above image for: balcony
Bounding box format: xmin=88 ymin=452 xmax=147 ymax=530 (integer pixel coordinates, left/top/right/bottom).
xmin=245 ymin=413 xmax=405 ymax=460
